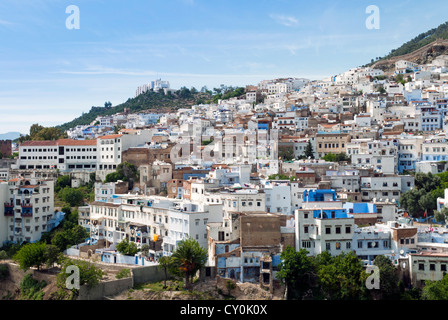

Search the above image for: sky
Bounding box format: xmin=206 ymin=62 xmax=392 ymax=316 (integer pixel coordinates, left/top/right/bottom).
xmin=1 ymin=0 xmax=448 ymax=134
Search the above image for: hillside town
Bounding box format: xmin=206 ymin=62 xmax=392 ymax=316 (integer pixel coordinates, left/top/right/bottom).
xmin=3 ymin=56 xmax=448 ymax=299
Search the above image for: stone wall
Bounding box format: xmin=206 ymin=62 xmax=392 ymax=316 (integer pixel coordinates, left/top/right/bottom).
xmin=78 ymin=277 xmax=134 ymax=300
xmin=132 ymin=265 xmax=172 ymax=285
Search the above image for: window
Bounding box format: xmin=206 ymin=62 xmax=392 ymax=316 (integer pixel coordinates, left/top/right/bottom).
xmin=441 ymin=264 xmax=447 ymax=272
xmin=419 ymin=263 xmax=425 ymax=271
xmin=304 ymin=226 xmax=309 ymax=233
xmin=346 ymin=226 xmax=351 ymax=233
xmin=335 ymin=226 xmax=341 ymax=234
xmin=326 ymin=242 xmax=331 ymax=251
xmin=325 ymin=227 xmax=331 ymax=234
xmin=358 ymin=241 xmax=363 ymax=248
xmin=430 ymin=264 xmax=436 ymax=271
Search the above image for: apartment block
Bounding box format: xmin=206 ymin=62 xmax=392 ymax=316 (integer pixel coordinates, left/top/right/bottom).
xmin=2 ymin=177 xmax=55 ymax=244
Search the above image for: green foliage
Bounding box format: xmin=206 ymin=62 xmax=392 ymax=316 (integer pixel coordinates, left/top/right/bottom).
xmin=44 ymin=244 xmax=61 ymax=268
xmin=400 ymin=172 xmax=448 ymax=218
xmin=104 ymin=161 xmax=139 ymax=183
xmin=313 ymin=251 xmax=369 ymax=300
xmin=372 ymin=255 xmax=401 ymax=300
xmin=58 ymin=187 xmax=84 ymax=207
xmin=116 ymin=238 xmax=139 ymax=256
xmin=51 ymin=231 xmax=70 ymax=252
xmin=435 ymin=207 xmax=448 ymax=224
xmin=51 ymin=225 xmax=88 ymax=252
xmin=377 ymin=86 xmax=386 ymax=94
xmin=279 ymin=147 xmax=294 ymax=161
xmin=57 ymin=89 xmax=212 ymax=132
xmin=13 ymin=242 xmax=47 ymax=271
xmin=3 ymin=242 xmax=22 ymax=258
xmin=304 ymin=140 xmax=315 ymax=159
xmin=19 ymin=274 xmax=47 ymax=300
xmin=277 ymin=247 xmax=314 ymax=299
xmin=0 ymin=250 xmax=8 ymax=260
xmin=55 ymin=175 xmax=71 ymax=193
xmin=267 ymin=174 xmax=296 ymax=181
xmin=140 ymin=244 xmax=150 ymax=258
xmin=17 ymin=123 xmax=67 ymax=143
xmin=170 ymin=238 xmax=207 ymax=290
xmin=422 ymin=273 xmax=448 ymax=300
xmin=116 ymin=268 xmax=131 ymax=279
xmin=158 ymin=255 xmax=173 ymax=288
xmin=0 ymin=264 xmax=9 ymax=281
xmin=369 ymin=21 xmax=448 ymax=65
xmin=57 ymin=257 xmax=104 ymax=292
xmin=322 ymin=153 xmax=351 ymax=163
xmin=212 ymin=86 xmax=245 ymax=104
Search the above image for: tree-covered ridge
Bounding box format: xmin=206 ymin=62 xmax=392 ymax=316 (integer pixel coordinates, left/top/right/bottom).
xmin=55 ymin=85 xmax=247 ymax=133
xmin=367 ymin=21 xmax=448 ymax=66
xmin=56 ymin=88 xmax=214 ymax=132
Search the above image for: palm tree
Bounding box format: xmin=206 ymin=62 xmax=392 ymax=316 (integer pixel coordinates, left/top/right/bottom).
xmin=170 ymin=238 xmax=207 ymax=291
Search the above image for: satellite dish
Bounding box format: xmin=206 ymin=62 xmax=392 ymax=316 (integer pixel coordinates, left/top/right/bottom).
xmin=400 ymin=250 xmax=404 ymax=255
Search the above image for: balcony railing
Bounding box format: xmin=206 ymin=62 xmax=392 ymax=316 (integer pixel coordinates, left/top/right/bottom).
xmin=4 ymin=203 xmax=14 ymax=216
xmin=21 ymin=202 xmax=33 ymax=208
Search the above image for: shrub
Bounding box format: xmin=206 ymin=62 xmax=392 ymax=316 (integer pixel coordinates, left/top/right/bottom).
xmin=116 ymin=268 xmax=131 ymax=279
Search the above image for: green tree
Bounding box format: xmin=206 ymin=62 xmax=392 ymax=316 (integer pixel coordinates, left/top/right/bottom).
xmin=435 ymin=207 xmax=448 ymax=224
xmin=158 ymin=256 xmax=173 ymax=289
xmin=104 ymin=161 xmax=139 ymax=184
xmin=13 ymin=242 xmax=47 ymax=271
xmin=314 ymin=251 xmax=369 ymax=300
xmin=51 ymin=231 xmax=71 ymax=252
xmin=55 ymin=175 xmax=71 ymax=193
xmin=322 ymin=153 xmax=351 ymax=163
xmin=116 ymin=238 xmax=139 ymax=256
xmin=400 ymin=172 xmax=442 ymax=219
xmin=415 ymin=172 xmax=441 ymax=192
xmin=279 ymin=147 xmax=294 ymax=161
xmin=422 ymin=273 xmax=448 ymax=300
xmin=304 ymin=141 xmax=315 ymax=159
xmin=0 ymin=250 xmax=8 ymax=260
xmin=277 ymin=247 xmax=314 ymax=299
xmin=170 ymin=238 xmax=207 ymax=291
xmin=57 ymin=257 xmax=104 ymax=295
xmin=59 ymin=187 xmax=84 ymax=207
xmin=372 ymin=255 xmax=401 ymax=300
xmin=67 ymin=225 xmax=89 ymax=245
xmin=44 ymin=244 xmax=62 ymax=268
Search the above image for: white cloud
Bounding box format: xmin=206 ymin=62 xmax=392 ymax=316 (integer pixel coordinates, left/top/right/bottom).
xmin=0 ymin=19 xmax=13 ymax=26
xmin=269 ymin=14 xmax=299 ymax=27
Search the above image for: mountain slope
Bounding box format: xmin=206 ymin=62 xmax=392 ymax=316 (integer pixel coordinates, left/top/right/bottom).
xmin=367 ymin=21 xmax=448 ymax=69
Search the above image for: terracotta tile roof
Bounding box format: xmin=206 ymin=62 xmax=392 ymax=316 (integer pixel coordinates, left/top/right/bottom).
xmin=99 ymin=134 xmax=123 ymax=140
xmin=20 ymin=140 xmax=58 ymax=147
xmin=57 ymin=139 xmax=97 ymax=146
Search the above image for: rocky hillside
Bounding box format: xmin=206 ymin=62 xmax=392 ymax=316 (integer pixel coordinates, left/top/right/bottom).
xmin=371 ymin=39 xmax=448 ymax=72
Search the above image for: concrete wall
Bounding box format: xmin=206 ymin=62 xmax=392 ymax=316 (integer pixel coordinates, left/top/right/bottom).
xmin=132 ymin=265 xmax=172 ymax=285
xmin=78 ymin=277 xmax=134 ymax=300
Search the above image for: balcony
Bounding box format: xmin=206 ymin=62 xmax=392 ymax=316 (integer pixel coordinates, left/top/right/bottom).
xmin=22 ymin=201 xmax=33 ymax=208
xmin=4 ymin=202 xmax=14 ymax=216
xmin=21 ymin=203 xmax=33 ymax=217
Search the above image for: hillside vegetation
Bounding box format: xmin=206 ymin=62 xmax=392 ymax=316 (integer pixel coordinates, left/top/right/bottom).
xmin=367 ymin=21 xmax=448 ymax=67
xmin=56 ymin=85 xmax=246 ymax=133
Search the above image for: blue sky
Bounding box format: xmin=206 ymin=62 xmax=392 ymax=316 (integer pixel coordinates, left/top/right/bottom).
xmin=1 ymin=0 xmax=448 ymax=134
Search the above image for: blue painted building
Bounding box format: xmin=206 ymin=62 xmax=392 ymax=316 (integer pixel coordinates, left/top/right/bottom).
xmin=303 ymin=189 xmax=337 ymax=202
